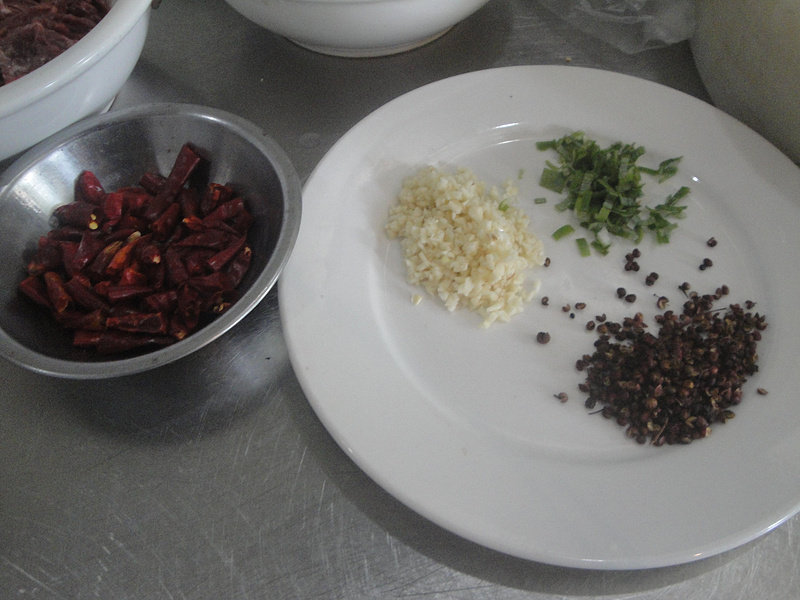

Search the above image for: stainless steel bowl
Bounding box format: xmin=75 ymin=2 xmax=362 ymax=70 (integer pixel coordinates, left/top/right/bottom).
xmin=0 ymin=104 xmax=301 ymax=378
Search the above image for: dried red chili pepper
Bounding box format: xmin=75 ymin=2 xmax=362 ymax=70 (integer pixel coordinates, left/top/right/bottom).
xmin=18 ymin=275 xmax=51 ymax=308
xmin=96 ymin=332 xmax=174 ymax=354
xmin=56 ymin=309 xmax=106 ymax=331
xmin=201 ymin=182 xmax=233 ymax=216
xmin=168 ymin=314 xmax=191 ymax=341
xmin=150 ymin=202 xmax=181 ymax=241
xmin=177 ymin=284 xmax=203 ymax=331
xmin=70 ymin=273 xmax=93 ymax=288
xmin=207 ymin=213 xmax=241 ymax=233
xmin=143 ymin=143 xmax=202 ymax=221
xmin=118 ymin=187 xmax=151 ymax=214
xmin=102 ymin=191 xmax=124 ymax=227
xmin=188 ymin=271 xmax=235 ymax=294
xmin=46 ymin=226 xmax=84 ymax=242
xmin=164 ymin=247 xmax=189 ymax=286
xmin=59 ymin=241 xmax=81 ymax=277
xmin=139 ymin=171 xmax=165 ymax=196
xmin=106 ymin=285 xmax=154 ymax=303
xmin=226 ymin=246 xmax=252 ymax=287
xmin=175 ymin=229 xmax=230 ymax=249
xmin=74 ymin=171 xmax=106 ymax=205
xmin=63 ymin=277 xmax=110 ymax=312
xmin=181 ymin=215 xmax=205 ymax=232
xmin=229 ymin=210 xmax=254 ymax=237
xmin=179 ymin=188 xmax=200 ymax=220
xmin=118 ymin=265 xmax=148 ymax=287
xmin=105 ymin=232 xmax=142 ymax=276
xmin=86 ymin=240 xmax=123 ymax=280
xmin=54 ymin=201 xmax=100 ymax=230
xmin=207 ymin=236 xmax=246 ymax=272
xmin=18 ymin=142 xmax=257 ymax=354
xmin=183 ymin=248 xmax=215 ymax=276
xmin=108 ymin=303 xmax=141 ymax=317
xmin=107 ymin=312 xmax=168 ymax=335
xmin=43 ymin=271 xmax=71 ymax=313
xmin=73 ymin=329 xmax=102 ymax=347
xmin=135 ymin=238 xmax=162 ymax=266
xmin=93 ymin=279 xmax=111 ymax=298
xmin=70 ymin=232 xmax=106 ymax=273
xmin=203 ymin=196 xmax=244 ymax=226
xmin=27 ymin=238 xmax=62 ymax=275
xmin=147 ymin=262 xmax=166 ymax=291
xmin=143 ymin=290 xmax=178 ymax=313
xmin=117 ymin=214 xmax=148 ymax=232
xmin=102 ymin=228 xmax=138 ymax=243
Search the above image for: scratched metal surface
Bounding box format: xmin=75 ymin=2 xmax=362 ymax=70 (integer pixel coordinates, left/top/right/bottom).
xmin=2 ymin=1 xmax=799 ymax=598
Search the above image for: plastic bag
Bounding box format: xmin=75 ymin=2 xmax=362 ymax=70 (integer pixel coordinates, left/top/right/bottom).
xmin=537 ymin=0 xmax=696 ymax=54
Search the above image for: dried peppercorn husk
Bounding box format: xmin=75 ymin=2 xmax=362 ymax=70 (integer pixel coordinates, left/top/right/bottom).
xmin=578 ymin=290 xmax=767 ymax=445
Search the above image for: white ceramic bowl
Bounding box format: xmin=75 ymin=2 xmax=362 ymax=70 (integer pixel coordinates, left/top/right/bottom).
xmin=223 ymin=0 xmax=491 ymax=57
xmin=0 ymin=0 xmax=153 ymax=162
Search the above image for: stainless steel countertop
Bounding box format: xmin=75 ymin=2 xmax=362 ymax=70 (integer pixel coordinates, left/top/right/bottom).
xmin=2 ymin=1 xmax=798 ymax=598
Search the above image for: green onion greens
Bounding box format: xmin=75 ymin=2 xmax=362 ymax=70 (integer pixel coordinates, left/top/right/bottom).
xmin=536 ymin=131 xmax=689 ymax=255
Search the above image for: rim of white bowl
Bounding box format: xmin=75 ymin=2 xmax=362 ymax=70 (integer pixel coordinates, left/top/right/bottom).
xmin=0 ymin=0 xmax=153 ymax=117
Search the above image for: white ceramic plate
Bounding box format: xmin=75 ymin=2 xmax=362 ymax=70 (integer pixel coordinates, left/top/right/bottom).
xmin=279 ymin=66 xmax=800 ymax=569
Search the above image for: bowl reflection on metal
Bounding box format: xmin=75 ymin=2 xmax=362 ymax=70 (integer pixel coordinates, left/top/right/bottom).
xmin=0 ymin=103 xmax=301 ymax=379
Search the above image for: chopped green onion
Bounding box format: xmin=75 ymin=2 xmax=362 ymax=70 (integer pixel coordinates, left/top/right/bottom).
xmin=645 ymin=185 xmax=690 ymax=242
xmin=667 ymin=185 xmax=691 ymax=203
xmin=595 ymin=200 xmax=612 ymax=223
xmin=534 ymin=197 xmax=547 ymax=204
xmin=552 ymin=224 xmax=575 ymax=240
xmin=576 ymin=237 xmax=591 ymax=257
xmin=536 ymin=131 xmax=689 ymax=251
xmin=498 ymin=199 xmax=510 ymax=211
xmin=591 ymin=238 xmax=611 ymax=255
xmin=573 ymin=189 xmax=592 ymax=217
xmin=539 ymin=167 xmax=566 ymax=193
xmin=639 ymin=156 xmax=683 ymax=182
xmin=536 ymin=140 xmax=557 ymax=151
xmin=554 ymin=197 xmax=573 ymax=212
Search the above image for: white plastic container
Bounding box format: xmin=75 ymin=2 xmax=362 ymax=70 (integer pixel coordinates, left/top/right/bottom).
xmin=691 ymin=0 xmax=800 ymax=163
